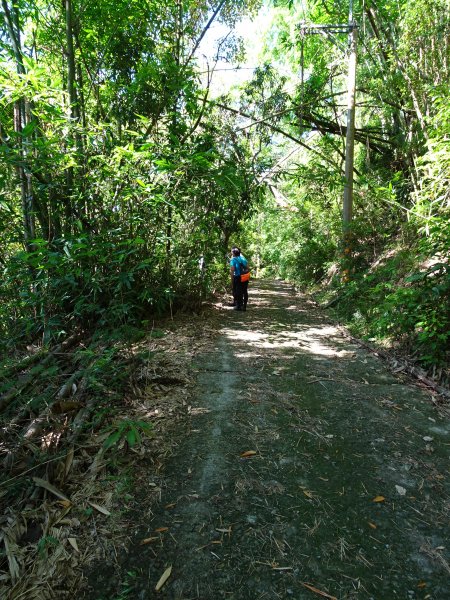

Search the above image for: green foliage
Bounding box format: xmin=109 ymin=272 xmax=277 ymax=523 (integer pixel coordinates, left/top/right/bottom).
xmin=0 ymin=234 xmax=159 ymax=346
xmin=0 ymin=0 xmax=264 ymax=355
xmin=103 ymin=419 xmax=153 ymax=452
xmin=250 ymin=204 xmax=337 ymax=284
xmin=0 ymin=0 xmax=449 ymax=375
xmin=240 ymin=0 xmax=449 ymax=372
xmin=329 ymin=244 xmax=449 ymax=367
xmin=37 ymin=535 xmax=59 ymax=558
xmin=113 ymin=570 xmax=138 ymax=600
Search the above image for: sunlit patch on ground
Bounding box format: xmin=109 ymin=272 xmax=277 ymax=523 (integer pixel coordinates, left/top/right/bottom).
xmin=224 ymin=321 xmax=352 ymax=357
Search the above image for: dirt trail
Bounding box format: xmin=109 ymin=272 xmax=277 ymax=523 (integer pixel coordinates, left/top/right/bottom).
xmin=87 ymin=280 xmax=449 ymax=600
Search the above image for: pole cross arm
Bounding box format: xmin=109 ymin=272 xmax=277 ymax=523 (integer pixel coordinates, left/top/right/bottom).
xmin=297 ymin=23 xmax=357 ymax=35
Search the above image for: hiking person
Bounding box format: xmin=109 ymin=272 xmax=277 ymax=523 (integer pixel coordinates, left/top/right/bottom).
xmin=228 ymin=246 xmax=249 ymax=307
xmin=228 ymin=246 xmax=242 ymax=307
xmin=229 ymin=247 xmax=248 ymax=311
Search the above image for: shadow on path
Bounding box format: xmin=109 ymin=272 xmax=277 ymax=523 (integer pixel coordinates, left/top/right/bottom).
xmin=88 ymin=280 xmax=449 ymax=600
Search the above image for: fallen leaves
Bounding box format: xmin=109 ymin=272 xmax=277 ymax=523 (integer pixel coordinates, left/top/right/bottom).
xmin=240 ymin=450 xmax=257 ymax=458
xmin=52 ymin=400 xmax=83 ymax=414
xmin=373 ymin=496 xmax=385 ymax=503
xmin=216 ymin=527 xmax=232 ymax=535
xmin=32 ymin=477 xmax=69 ymax=502
xmin=155 ymin=565 xmax=172 ymax=592
xmin=67 ymin=538 xmax=79 ymax=552
xmin=395 ymin=485 xmax=406 ymax=496
xmin=2 ymin=534 xmax=20 ymax=582
xmin=87 ymin=502 xmax=111 ymax=516
xmin=301 ymin=582 xmax=337 ymax=599
xmin=0 ymin=311 xmax=210 ymax=600
xmin=140 ymin=537 xmax=159 ymax=545
xmin=65 ymin=446 xmax=75 ymax=477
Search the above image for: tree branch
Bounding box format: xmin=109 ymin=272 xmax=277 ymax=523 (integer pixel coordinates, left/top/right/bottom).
xmin=211 ymin=101 xmax=350 ymax=176
xmin=184 ymin=0 xmax=227 ymax=66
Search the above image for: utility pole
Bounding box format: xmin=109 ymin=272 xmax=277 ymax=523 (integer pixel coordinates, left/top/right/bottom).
xmin=343 ymin=0 xmax=357 ymax=235
xmin=298 ymin=1 xmax=357 ymax=279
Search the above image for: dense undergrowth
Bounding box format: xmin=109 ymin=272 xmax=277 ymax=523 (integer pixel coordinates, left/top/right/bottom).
xmin=0 ymin=234 xmax=203 ymax=352
xmin=248 ymin=204 xmax=449 ymax=376
xmin=327 ymin=233 xmax=449 ymax=372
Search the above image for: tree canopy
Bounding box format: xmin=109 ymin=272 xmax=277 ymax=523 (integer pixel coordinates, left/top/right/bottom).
xmin=1 ymin=0 xmax=449 ymax=367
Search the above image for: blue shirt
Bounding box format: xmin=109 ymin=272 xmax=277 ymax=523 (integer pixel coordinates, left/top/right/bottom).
xmin=230 ymin=255 xmax=247 ymax=276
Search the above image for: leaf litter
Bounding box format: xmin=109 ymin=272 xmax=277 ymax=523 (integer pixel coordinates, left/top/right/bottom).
xmin=0 ymin=311 xmax=213 ymax=599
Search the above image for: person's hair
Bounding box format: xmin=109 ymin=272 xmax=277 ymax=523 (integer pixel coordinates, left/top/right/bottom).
xmin=232 ymin=248 xmax=240 ymax=257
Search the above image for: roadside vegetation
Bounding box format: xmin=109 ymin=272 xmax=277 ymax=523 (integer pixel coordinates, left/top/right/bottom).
xmin=242 ymin=0 xmax=449 ymax=378
xmin=0 ymin=0 xmax=449 ymax=596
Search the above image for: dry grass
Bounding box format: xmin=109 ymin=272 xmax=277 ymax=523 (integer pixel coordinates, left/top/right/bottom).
xmin=0 ymin=311 xmax=219 ymax=599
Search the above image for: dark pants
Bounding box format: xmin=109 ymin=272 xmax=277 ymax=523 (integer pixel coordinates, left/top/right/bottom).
xmin=232 ymin=275 xmax=239 ymax=305
xmin=242 ymin=281 xmax=248 ymax=307
xmin=233 ymin=276 xmax=248 ymax=308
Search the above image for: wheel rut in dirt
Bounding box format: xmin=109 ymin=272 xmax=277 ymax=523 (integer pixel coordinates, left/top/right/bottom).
xmin=87 ymin=280 xmax=449 ymax=600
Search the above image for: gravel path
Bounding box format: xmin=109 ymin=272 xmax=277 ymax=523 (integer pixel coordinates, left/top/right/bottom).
xmin=89 ymin=280 xmax=449 ymax=600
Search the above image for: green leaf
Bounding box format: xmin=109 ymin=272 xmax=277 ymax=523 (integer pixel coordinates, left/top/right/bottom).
xmin=21 ymin=120 xmax=38 ymax=137
xmin=405 ymin=272 xmax=425 ymax=283
xmin=104 ymin=430 xmax=121 ymax=449
xmin=126 ymin=428 xmax=136 ymax=446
